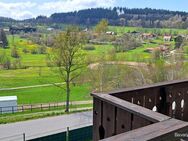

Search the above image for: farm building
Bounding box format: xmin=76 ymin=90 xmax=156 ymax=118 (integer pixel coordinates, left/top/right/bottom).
xmin=3 ymin=28 xmax=9 ymax=33
xmin=142 ymin=33 xmax=156 ymax=40
xmin=106 ymin=31 xmax=116 ymax=35
xmin=130 ymin=31 xmax=140 ymax=34
xmin=129 ymin=31 xmax=141 ymax=37
xmin=83 ymin=28 xmax=89 ymax=32
xmin=47 ymin=27 xmax=54 ymax=31
xmin=145 ymin=45 xmax=169 ymax=53
xmin=9 ymin=26 xmax=37 ymax=34
xmin=164 ymin=35 xmax=173 ymax=41
xmin=0 ymin=96 xmax=17 ymax=114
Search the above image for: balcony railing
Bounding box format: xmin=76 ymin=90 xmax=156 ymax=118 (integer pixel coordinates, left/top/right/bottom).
xmin=91 ymin=79 xmax=188 ymax=141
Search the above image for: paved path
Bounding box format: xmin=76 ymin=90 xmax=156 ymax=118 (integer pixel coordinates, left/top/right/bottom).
xmin=0 ymin=83 xmax=65 ymax=91
xmin=89 ymin=61 xmax=147 ymax=69
xmin=0 ymin=111 xmax=92 ymax=140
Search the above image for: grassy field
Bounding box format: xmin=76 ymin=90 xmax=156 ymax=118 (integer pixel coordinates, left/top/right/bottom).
xmin=0 ymin=26 xmax=186 ymax=105
xmin=0 ymin=84 xmax=91 ymax=104
xmin=109 ymin=26 xmax=188 ymax=35
xmin=0 ymin=35 xmax=92 ymax=104
xmin=0 ymin=67 xmax=60 ymax=88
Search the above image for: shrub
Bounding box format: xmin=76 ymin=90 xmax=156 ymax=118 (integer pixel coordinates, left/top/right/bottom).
xmin=12 ymin=59 xmax=22 ymax=69
xmin=11 ymin=46 xmax=20 ymax=58
xmin=83 ymin=45 xmax=95 ymax=51
xmin=3 ymin=59 xmax=11 ymax=69
xmin=0 ymin=52 xmax=11 ymax=69
xmin=38 ymin=46 xmax=47 ymax=54
xmin=31 ymin=47 xmax=38 ymax=54
xmin=22 ymin=48 xmax=30 ymax=54
xmin=184 ymin=46 xmax=188 ymax=54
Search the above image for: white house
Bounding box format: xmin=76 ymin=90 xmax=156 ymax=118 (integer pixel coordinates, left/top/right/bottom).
xmin=0 ymin=96 xmax=17 ymax=114
xmin=106 ymin=31 xmax=115 ymax=35
xmin=164 ymin=35 xmax=172 ymax=42
xmin=47 ymin=27 xmax=54 ymax=31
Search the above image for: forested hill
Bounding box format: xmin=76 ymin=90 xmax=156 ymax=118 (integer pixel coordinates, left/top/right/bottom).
xmin=0 ymin=17 xmax=15 ymax=27
xmin=32 ymin=7 xmax=188 ymax=29
xmin=1 ymin=7 xmax=188 ymax=29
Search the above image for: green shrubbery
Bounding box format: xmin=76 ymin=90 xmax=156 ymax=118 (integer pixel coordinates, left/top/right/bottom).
xmin=83 ymin=45 xmax=95 ymax=51
xmin=23 ymin=46 xmax=47 ymax=54
xmin=0 ymin=52 xmax=11 ymax=69
xmin=11 ymin=46 xmax=20 ymax=58
xmin=38 ymin=46 xmax=47 ymax=54
xmin=22 ymin=47 xmax=30 ymax=54
xmin=184 ymin=46 xmax=188 ymax=54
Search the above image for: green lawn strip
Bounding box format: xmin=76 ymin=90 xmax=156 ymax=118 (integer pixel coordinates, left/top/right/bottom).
xmin=0 ymin=67 xmax=61 ymax=88
xmin=0 ymin=84 xmax=91 ymax=104
xmin=109 ymin=26 xmax=188 ymax=35
xmin=0 ymin=106 xmax=93 ymax=124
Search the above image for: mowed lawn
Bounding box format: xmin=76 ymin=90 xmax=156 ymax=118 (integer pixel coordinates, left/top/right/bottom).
xmin=109 ymin=26 xmax=188 ymax=35
xmin=0 ymin=29 xmax=180 ymax=105
xmin=0 ymin=84 xmax=91 ymax=104
xmin=0 ymin=67 xmax=60 ymax=88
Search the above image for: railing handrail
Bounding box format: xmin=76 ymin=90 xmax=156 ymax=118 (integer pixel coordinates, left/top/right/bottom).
xmin=107 ymin=79 xmax=188 ymax=95
xmin=92 ymin=80 xmax=188 ymax=141
xmin=92 ymin=93 xmax=170 ymax=123
xmin=100 ymin=118 xmax=188 ymax=141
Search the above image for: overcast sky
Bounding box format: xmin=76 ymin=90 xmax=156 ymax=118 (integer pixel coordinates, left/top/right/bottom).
xmin=0 ymin=0 xmax=188 ymax=20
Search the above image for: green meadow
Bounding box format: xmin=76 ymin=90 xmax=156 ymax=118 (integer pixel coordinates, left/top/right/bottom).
xmin=0 ymin=85 xmax=91 ymax=104
xmin=0 ymin=26 xmax=183 ymax=105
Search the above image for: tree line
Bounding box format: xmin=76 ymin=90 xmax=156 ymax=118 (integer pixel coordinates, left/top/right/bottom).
xmin=29 ymin=7 xmax=188 ymax=29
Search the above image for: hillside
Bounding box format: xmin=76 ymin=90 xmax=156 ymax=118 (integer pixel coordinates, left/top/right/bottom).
xmin=30 ymin=7 xmax=188 ymax=29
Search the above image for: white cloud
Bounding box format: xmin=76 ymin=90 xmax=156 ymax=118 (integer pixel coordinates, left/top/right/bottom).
xmin=0 ymin=1 xmax=36 ymax=19
xmin=39 ymin=0 xmax=115 ymax=13
xmin=0 ymin=0 xmax=116 ymax=20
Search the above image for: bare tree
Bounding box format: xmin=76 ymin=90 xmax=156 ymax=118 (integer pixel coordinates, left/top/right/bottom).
xmin=50 ymin=27 xmax=86 ymax=112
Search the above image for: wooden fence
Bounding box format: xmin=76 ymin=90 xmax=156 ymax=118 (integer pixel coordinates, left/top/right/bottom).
xmin=0 ymin=101 xmax=93 ymax=114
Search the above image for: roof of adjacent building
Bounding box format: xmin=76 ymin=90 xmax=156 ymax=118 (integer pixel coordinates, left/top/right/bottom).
xmin=0 ymin=96 xmax=17 ymax=102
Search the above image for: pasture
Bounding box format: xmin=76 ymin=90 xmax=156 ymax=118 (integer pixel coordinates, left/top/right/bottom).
xmin=0 ymin=85 xmax=91 ymax=104
xmin=0 ymin=26 xmax=186 ymax=105
xmin=109 ymin=26 xmax=188 ymax=35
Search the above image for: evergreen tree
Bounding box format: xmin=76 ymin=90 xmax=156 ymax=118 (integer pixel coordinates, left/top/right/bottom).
xmin=175 ymin=36 xmax=184 ymax=49
xmin=0 ymin=29 xmax=8 ymax=48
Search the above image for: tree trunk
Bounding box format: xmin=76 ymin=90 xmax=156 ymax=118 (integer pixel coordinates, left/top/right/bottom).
xmin=65 ymin=75 xmax=70 ymax=113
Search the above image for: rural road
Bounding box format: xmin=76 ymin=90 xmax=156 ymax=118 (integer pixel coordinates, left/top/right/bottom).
xmin=0 ymin=111 xmax=92 ymax=140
